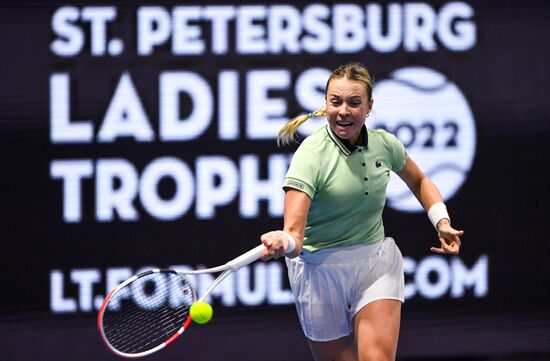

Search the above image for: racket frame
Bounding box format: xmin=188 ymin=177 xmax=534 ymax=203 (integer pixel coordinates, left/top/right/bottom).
xmin=97 ymin=244 xmax=266 ymax=358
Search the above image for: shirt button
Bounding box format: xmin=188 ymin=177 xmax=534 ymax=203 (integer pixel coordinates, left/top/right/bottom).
xmin=364 ymin=177 xmax=368 ymax=181
xmin=362 ymin=162 xmax=365 ymax=166
xmin=365 ymin=192 xmax=369 ymax=195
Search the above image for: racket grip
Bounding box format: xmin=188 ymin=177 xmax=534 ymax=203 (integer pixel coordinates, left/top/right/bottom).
xmin=226 ymin=244 xmax=266 ymax=271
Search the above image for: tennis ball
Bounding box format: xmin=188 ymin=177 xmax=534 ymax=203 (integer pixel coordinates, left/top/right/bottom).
xmin=190 ymin=301 xmax=213 ymax=324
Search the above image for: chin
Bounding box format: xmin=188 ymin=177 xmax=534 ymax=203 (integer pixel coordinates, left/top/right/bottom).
xmin=338 ymin=129 xmax=358 ymax=139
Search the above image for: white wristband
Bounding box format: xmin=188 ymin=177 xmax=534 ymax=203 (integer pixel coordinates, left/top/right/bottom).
xmin=276 ymin=230 xmax=296 ymax=254
xmin=427 ymin=202 xmax=450 ymax=230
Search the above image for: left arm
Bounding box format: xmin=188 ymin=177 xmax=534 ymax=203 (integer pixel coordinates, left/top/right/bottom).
xmin=396 ymin=156 xmax=464 ymax=254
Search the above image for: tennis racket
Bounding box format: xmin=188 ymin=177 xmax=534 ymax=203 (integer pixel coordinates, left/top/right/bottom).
xmin=97 ymin=244 xmax=266 ymax=358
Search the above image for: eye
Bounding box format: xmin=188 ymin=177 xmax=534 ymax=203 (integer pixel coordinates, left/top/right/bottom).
xmin=349 ymin=98 xmax=363 ymax=107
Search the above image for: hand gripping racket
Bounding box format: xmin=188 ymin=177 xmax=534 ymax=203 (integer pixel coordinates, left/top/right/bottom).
xmin=97 ymin=244 xmax=266 ymax=358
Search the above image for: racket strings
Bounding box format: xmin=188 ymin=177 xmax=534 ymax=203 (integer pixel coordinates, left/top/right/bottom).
xmin=104 ymin=279 xmax=192 ymax=353
xmin=102 ymin=272 xmax=194 ymax=355
xmin=111 ymin=307 xmax=188 ymax=352
xmin=105 ymin=309 xmax=174 ymax=352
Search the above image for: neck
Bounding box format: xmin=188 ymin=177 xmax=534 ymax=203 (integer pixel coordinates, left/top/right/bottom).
xmin=350 ymin=132 xmax=362 ymax=146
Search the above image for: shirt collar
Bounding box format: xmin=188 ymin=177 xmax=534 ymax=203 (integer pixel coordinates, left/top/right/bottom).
xmin=326 ymin=125 xmax=369 ymax=157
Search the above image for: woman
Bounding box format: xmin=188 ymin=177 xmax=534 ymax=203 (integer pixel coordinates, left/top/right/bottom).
xmin=260 ymin=63 xmax=463 ymax=361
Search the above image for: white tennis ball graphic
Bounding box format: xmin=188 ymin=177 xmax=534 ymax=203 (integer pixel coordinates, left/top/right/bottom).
xmin=371 ymin=67 xmax=477 ymax=213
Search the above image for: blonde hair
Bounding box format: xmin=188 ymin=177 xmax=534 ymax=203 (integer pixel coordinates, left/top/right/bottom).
xmin=277 ymin=63 xmax=374 ymax=146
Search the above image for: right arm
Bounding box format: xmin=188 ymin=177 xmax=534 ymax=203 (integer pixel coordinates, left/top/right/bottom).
xmin=260 ymin=189 xmax=311 ymax=260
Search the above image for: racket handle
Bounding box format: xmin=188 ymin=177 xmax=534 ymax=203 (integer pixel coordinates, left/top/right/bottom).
xmin=226 ymin=244 xmax=266 ymax=271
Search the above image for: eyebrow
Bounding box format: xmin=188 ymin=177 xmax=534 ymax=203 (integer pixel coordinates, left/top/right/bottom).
xmin=328 ymin=94 xmax=364 ymax=101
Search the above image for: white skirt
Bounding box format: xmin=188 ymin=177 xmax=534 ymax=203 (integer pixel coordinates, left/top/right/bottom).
xmin=285 ymin=237 xmax=404 ymax=342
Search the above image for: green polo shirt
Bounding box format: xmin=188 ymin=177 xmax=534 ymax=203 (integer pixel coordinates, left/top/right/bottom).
xmin=283 ymin=125 xmax=407 ymax=252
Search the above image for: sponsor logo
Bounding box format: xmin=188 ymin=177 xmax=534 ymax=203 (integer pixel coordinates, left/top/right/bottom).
xmin=286 ymin=180 xmax=304 ymax=189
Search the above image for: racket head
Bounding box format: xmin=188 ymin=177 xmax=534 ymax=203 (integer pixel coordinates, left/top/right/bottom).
xmin=97 ymin=269 xmax=196 ymax=358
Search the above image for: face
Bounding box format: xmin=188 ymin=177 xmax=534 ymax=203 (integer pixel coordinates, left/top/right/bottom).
xmin=325 ymin=77 xmax=372 ymax=145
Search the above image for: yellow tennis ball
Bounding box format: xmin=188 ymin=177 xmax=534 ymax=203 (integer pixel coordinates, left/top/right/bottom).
xmin=190 ymin=301 xmax=213 ymax=324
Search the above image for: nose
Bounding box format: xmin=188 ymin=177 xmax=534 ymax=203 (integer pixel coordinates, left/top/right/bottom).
xmin=339 ymin=104 xmax=351 ymax=117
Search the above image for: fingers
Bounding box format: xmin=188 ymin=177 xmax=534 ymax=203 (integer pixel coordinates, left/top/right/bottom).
xmin=430 ymin=246 xmax=446 ymax=254
xmin=438 ymin=223 xmax=464 ymax=237
xmin=451 ymin=230 xmax=464 ymax=238
xmin=431 ymin=223 xmax=463 ymax=255
xmin=430 ymin=236 xmax=461 ymax=255
xmin=260 ymin=233 xmax=273 ymax=261
xmin=430 ymin=244 xmax=459 ymax=254
xmin=451 ymin=229 xmax=464 ymax=238
xmin=260 ymin=231 xmax=287 ymax=261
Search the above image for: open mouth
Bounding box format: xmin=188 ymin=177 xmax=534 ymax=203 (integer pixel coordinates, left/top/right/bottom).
xmin=336 ymin=121 xmax=353 ymax=127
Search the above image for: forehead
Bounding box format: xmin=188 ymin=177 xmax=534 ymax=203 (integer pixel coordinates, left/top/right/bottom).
xmin=327 ymin=77 xmax=368 ymax=97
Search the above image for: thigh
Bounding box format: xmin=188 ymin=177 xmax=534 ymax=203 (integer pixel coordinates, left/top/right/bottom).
xmin=353 ymin=299 xmax=401 ymax=361
xmin=351 ymin=238 xmax=405 ymax=316
xmin=308 ymin=335 xmax=357 ymax=361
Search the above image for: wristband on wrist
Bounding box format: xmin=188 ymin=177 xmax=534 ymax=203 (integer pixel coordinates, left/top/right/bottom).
xmin=427 ymin=202 xmax=450 ymax=230
xmin=276 ymin=230 xmax=296 ymax=254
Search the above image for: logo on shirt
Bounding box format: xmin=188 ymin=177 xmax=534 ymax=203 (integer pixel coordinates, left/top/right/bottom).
xmin=375 ymin=160 xmax=382 ymax=168
xmin=371 ymin=67 xmax=477 ymax=213
xmin=286 ymin=180 xmax=304 ymax=189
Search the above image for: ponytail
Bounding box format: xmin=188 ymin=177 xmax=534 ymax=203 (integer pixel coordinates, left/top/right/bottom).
xmin=277 ymin=108 xmax=327 ymax=146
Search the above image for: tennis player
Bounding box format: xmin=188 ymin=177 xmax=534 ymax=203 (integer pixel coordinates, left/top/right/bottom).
xmin=260 ymin=63 xmax=463 ymax=361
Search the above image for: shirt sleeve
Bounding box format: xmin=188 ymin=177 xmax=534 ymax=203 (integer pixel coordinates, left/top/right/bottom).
xmin=387 ymin=132 xmax=408 ymax=172
xmin=283 ymin=143 xmax=319 ymax=200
